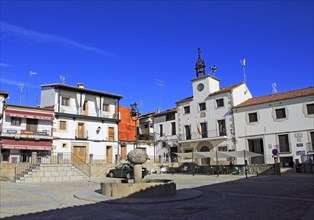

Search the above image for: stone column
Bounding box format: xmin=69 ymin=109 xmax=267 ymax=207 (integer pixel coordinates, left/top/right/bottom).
xmin=134 ymin=164 xmax=142 ymax=183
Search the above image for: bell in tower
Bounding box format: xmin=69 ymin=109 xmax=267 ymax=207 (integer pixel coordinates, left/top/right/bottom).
xmin=195 ymin=48 xmax=206 ymax=77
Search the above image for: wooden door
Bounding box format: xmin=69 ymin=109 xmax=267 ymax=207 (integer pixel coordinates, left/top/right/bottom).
xmin=78 ymin=123 xmax=85 ymax=138
xmin=106 ymin=146 xmax=112 ymax=163
xmin=108 ymin=127 xmax=114 ymax=140
xmin=121 ymin=145 xmax=126 ymax=160
xmin=73 ymin=146 xmax=86 ymax=163
xmin=83 ymin=101 xmax=88 ymax=115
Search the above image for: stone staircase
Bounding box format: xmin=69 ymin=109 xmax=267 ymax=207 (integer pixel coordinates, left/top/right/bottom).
xmin=15 ymin=164 xmax=89 ymax=183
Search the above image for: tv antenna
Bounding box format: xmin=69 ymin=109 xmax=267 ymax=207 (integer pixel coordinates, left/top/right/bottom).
xmin=60 ymin=75 xmax=66 ymax=84
xmin=18 ymin=83 xmax=24 ymax=105
xmin=26 ymin=70 xmax=37 ymax=105
xmin=154 ymin=79 xmax=166 ymax=111
xmin=240 ymin=58 xmax=247 ymax=84
xmin=272 ymin=83 xmax=277 ymax=94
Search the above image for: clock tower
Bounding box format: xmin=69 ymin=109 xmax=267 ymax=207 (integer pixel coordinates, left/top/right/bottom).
xmin=192 ymin=49 xmax=220 ymax=100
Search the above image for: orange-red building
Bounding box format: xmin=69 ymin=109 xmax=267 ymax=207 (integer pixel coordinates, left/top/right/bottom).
xmin=119 ymin=106 xmax=137 ymax=141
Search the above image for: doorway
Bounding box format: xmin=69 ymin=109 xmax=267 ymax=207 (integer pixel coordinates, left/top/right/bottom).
xmin=106 ymin=146 xmax=113 ymax=163
xmin=77 ymin=123 xmax=85 ymax=138
xmin=83 ymin=101 xmax=88 ymax=115
xmin=121 ymin=144 xmax=126 ymax=160
xmin=73 ymin=146 xmax=86 ymax=163
xmin=200 ymin=146 xmax=210 ymax=165
xmin=248 ymin=138 xmax=264 ymax=164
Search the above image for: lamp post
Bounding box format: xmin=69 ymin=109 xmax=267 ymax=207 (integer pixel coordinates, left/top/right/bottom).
xmin=130 ymin=102 xmax=140 ymax=149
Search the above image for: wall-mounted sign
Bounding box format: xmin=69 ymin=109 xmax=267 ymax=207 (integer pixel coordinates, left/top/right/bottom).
xmin=296 ymin=143 xmax=303 ymax=147
xmin=21 ymin=130 xmax=34 ymax=135
xmin=296 ymin=150 xmax=305 ymax=155
xmin=6 ymin=130 xmax=17 ymax=134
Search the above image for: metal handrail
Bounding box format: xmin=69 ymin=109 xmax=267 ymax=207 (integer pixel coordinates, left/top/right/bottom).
xmin=13 ymin=152 xmax=91 ymax=182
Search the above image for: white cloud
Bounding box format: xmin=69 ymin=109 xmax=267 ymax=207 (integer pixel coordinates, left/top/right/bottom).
xmin=0 ymin=78 xmax=39 ymax=89
xmin=0 ymin=63 xmax=12 ymax=67
xmin=0 ymin=21 xmax=114 ymax=56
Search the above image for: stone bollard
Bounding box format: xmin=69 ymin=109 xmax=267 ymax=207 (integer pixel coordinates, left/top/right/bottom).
xmin=89 ymin=154 xmax=94 ymax=164
xmin=31 ymin=152 xmax=37 ymax=164
xmin=134 ymin=164 xmax=142 ymax=183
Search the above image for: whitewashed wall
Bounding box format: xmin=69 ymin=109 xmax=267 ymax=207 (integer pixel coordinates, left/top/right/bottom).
xmin=234 ymin=96 xmax=314 ymax=164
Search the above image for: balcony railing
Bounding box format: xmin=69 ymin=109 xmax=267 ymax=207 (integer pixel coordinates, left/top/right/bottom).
xmin=1 ymin=128 xmax=52 ymax=139
xmin=75 ymin=130 xmax=88 ymax=139
xmin=58 ymin=107 xmax=120 ymax=120
xmin=178 ymin=129 xmax=227 ymax=141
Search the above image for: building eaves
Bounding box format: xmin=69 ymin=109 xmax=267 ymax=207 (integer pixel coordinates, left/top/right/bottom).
xmin=153 ymin=108 xmax=177 ymax=117
xmin=176 ymin=96 xmax=193 ymax=105
xmin=7 ymin=104 xmax=54 ymax=112
xmin=41 ymin=83 xmax=123 ymax=99
xmin=235 ymin=86 xmax=314 ymax=108
xmin=0 ymin=90 xmax=9 ymax=98
xmin=209 ymin=82 xmax=244 ymax=96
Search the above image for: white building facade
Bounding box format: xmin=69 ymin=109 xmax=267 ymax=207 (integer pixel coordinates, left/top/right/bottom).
xmin=153 ymin=108 xmax=178 ymax=162
xmin=40 ymin=83 xmax=123 ymax=163
xmin=175 ymin=50 xmax=252 ymax=165
xmin=0 ymin=104 xmax=54 ymax=163
xmin=233 ymin=87 xmax=314 ymax=167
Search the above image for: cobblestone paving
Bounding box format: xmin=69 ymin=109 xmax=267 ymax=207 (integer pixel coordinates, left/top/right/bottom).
xmin=1 ymin=173 xmax=313 ymax=220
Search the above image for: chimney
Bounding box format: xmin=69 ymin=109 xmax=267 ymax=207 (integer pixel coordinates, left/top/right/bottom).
xmin=77 ymin=83 xmax=84 ymax=88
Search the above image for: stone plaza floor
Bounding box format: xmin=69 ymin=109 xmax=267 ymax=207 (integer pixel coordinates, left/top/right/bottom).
xmin=0 ymin=171 xmax=313 ymax=219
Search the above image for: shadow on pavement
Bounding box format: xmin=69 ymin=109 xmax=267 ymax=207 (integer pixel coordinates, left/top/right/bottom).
xmin=3 ymin=174 xmax=314 ymax=220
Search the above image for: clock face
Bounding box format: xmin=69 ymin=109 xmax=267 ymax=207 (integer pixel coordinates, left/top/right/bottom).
xmin=197 ymin=83 xmax=204 ymax=91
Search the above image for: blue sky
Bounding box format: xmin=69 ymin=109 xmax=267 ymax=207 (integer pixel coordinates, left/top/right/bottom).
xmin=0 ymin=0 xmax=313 ymax=113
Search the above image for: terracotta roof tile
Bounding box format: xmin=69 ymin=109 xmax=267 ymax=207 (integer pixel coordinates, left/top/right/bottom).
xmin=235 ymin=86 xmax=314 ymax=108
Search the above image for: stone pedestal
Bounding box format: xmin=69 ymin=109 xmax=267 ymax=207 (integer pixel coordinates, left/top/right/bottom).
xmin=134 ymin=164 xmax=142 ymax=183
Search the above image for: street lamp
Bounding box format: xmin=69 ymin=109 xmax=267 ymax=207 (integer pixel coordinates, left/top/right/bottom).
xmin=130 ymin=102 xmax=140 ymax=149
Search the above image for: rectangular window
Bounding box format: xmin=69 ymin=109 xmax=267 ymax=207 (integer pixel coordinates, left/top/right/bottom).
xmin=278 ymin=134 xmax=290 ymax=153
xmin=160 ymin=124 xmax=163 ymax=137
xmin=26 ymin=118 xmax=38 ymax=132
xmin=218 ymin=146 xmax=228 ymax=151
xmin=103 ymin=103 xmax=110 ymax=112
xmin=307 ymin=104 xmax=314 ymax=115
xmin=166 ymin=113 xmax=175 ymax=121
xmin=11 ymin=117 xmax=21 ymax=126
xmin=218 ymin=120 xmax=226 ymax=136
xmin=200 ymin=122 xmax=207 ymax=138
xmin=276 ymin=108 xmax=286 ymax=119
xmin=216 ymin=98 xmax=224 ymax=108
xmin=199 ymin=103 xmax=206 ymax=111
xmin=248 ymin=112 xmax=258 ymax=123
xmin=171 ymin=122 xmax=176 ymax=135
xmin=184 ymin=106 xmax=190 ymax=114
xmin=59 ymin=120 xmax=67 ymax=130
xmin=61 ymin=97 xmax=70 ymax=106
xmin=185 ymin=125 xmax=191 ymax=140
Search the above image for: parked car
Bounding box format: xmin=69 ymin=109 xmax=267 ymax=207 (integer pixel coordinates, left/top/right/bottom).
xmin=177 ymin=162 xmax=199 ymax=173
xmin=107 ymin=163 xmax=148 ymax=179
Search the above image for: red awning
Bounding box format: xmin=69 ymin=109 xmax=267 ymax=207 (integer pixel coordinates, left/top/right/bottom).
xmin=5 ymin=109 xmax=54 ymax=121
xmin=1 ymin=139 xmax=52 ymax=150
